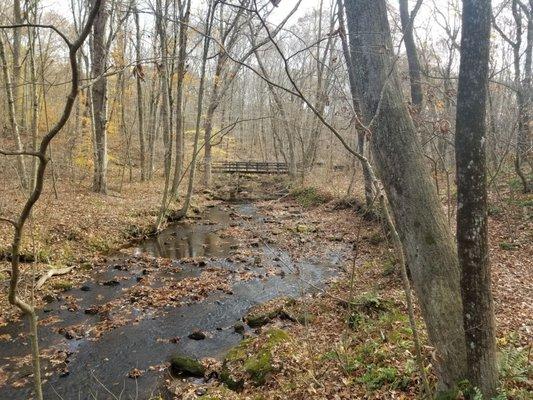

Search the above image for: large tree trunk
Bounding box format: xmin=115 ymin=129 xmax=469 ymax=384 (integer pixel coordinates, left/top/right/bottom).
xmin=399 ymin=0 xmax=423 ymax=108
xmin=134 ymin=6 xmax=146 ymax=182
xmin=90 ymin=0 xmax=109 ymax=194
xmin=344 ymin=0 xmax=468 ymax=391
xmin=337 ymin=0 xmax=374 ymax=206
xmin=455 ymin=0 xmax=497 ymax=397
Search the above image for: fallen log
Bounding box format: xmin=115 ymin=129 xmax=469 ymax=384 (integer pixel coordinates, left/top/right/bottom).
xmin=35 ymin=266 xmax=75 ymax=290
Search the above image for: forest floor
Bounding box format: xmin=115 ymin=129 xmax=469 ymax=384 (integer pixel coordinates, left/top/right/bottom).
xmin=0 ymin=172 xmax=531 ymax=399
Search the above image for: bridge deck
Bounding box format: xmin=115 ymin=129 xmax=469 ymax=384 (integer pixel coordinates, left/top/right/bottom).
xmin=212 ymin=161 xmax=289 ymax=174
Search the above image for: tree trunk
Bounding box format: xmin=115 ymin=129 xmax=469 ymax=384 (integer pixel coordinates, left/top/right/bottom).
xmin=203 ymin=56 xmax=225 ymax=187
xmin=254 ymin=52 xmax=297 ymax=177
xmin=399 ymin=0 xmax=423 ymax=108
xmin=155 ymin=0 xmax=174 ymax=229
xmin=176 ymin=0 xmax=215 ymax=219
xmin=171 ymin=0 xmax=191 ymax=196
xmin=0 ymin=36 xmax=28 ymax=189
xmin=337 ymin=0 xmax=375 ymax=206
xmin=513 ymin=0 xmax=532 ymax=193
xmin=134 ymin=6 xmax=146 ymax=182
xmin=455 ymin=1 xmax=498 ymax=396
xmin=90 ymin=0 xmax=109 ymax=194
xmin=344 ymin=0 xmax=468 ymax=391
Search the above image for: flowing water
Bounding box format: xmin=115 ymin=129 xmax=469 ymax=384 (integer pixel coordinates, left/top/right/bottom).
xmin=0 ymin=203 xmax=342 ymax=400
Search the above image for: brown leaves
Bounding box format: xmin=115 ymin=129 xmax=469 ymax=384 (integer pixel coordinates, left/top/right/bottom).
xmin=128 ymin=368 xmax=143 ymax=379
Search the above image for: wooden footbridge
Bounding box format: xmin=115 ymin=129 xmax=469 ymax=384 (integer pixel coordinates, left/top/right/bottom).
xmin=212 ymin=161 xmax=289 ymax=174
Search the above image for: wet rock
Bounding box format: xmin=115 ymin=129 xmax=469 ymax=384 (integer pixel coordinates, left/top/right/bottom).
xmin=234 ymin=322 xmax=245 ymax=334
xmin=84 ymin=305 xmax=100 ymax=315
xmin=188 ymin=330 xmax=206 ymax=340
xmin=170 ymin=356 xmax=205 ymax=377
xmin=244 ymin=311 xmax=277 ymax=328
xmin=43 ymin=294 xmax=56 ymax=303
xmin=80 ymin=285 xmax=91 ymax=292
xmin=63 ymin=329 xmax=77 ymax=340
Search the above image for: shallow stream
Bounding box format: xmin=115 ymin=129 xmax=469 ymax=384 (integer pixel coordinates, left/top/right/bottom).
xmin=0 ymin=203 xmax=341 ymax=399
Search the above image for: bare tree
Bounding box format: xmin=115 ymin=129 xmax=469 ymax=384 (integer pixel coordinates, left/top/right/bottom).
xmin=90 ymin=0 xmax=109 ymax=193
xmin=493 ymin=0 xmax=532 ymax=193
xmin=0 ymin=2 xmax=102 ymax=398
xmin=399 ymin=0 xmax=424 ymax=108
xmin=0 ymin=35 xmax=28 ymax=189
xmin=176 ymin=0 xmax=216 ymax=219
xmin=134 ymin=3 xmax=146 ymax=181
xmin=171 ymin=0 xmax=192 ymax=196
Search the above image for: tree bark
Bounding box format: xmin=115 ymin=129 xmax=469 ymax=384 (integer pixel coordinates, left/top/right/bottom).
xmin=176 ymin=0 xmax=215 ymax=219
xmin=90 ymin=0 xmax=109 ymax=194
xmin=456 ymin=0 xmax=498 ymax=396
xmin=171 ymin=0 xmax=191 ymax=196
xmin=399 ymin=0 xmax=423 ymax=108
xmin=134 ymin=5 xmax=146 ymax=182
xmin=513 ymin=0 xmax=532 ymax=193
xmin=344 ymin=0 xmax=468 ymax=391
xmin=337 ymin=0 xmax=374 ymax=206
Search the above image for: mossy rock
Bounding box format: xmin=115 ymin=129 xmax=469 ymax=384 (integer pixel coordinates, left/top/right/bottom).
xmin=221 ymin=328 xmax=290 ymax=390
xmin=170 ymin=355 xmax=205 ymax=377
xmin=290 ymin=186 xmax=330 ymax=208
xmin=245 ymin=310 xmax=279 ymax=328
xmin=244 ymin=298 xmax=296 ymax=328
xmin=220 ymin=368 xmax=245 ymax=391
xmin=52 ymin=280 xmax=73 ymax=291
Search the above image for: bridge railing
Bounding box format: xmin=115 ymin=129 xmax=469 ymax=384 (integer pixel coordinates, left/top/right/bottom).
xmin=211 ymin=161 xmax=289 ymax=174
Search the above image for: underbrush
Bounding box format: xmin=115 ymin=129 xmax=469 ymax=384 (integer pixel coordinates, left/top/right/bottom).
xmin=290 ymin=186 xmax=332 ymax=208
